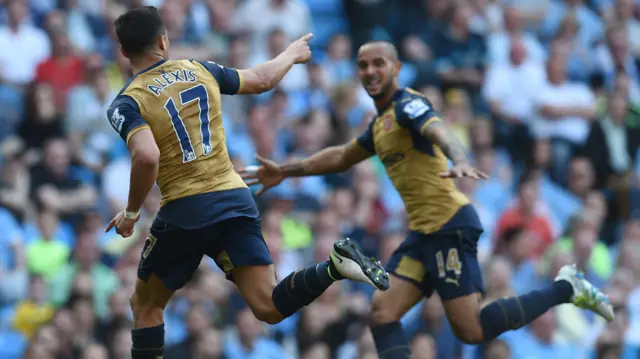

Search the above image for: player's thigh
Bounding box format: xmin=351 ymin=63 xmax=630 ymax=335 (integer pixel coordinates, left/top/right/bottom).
xmin=137 ymin=218 xmax=204 ymax=295
xmin=425 ymin=228 xmax=485 ymax=343
xmin=203 ymin=217 xmax=277 ymax=320
xmin=373 ymin=233 xmax=429 ymax=325
xmin=204 ymin=216 xmax=273 ymax=280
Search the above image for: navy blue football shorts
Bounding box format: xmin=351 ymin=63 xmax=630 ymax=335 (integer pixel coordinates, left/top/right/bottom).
xmin=137 ymin=216 xmax=273 ymax=290
xmin=385 ymin=227 xmax=485 ymax=301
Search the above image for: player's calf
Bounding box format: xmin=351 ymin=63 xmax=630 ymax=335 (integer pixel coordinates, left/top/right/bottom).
xmin=369 ymin=276 xmax=423 ymax=359
xmin=272 ymin=238 xmax=388 ymax=320
xmin=129 ymin=276 xmax=174 ymax=359
xmin=446 ymin=264 xmax=613 ymax=344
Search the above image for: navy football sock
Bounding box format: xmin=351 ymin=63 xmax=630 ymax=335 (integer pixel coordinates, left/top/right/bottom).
xmin=131 ymin=324 xmax=164 ymax=359
xmin=272 ymin=261 xmax=341 ymax=318
xmin=480 ymin=280 xmax=573 ymax=341
xmin=370 ymin=322 xmax=411 ymax=359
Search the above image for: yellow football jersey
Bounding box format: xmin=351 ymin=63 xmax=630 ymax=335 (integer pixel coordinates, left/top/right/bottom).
xmin=356 ymin=88 xmax=482 ymax=234
xmin=107 ymin=59 xmax=257 ymax=229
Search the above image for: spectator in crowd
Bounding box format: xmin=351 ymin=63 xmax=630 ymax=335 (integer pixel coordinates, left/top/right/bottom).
xmin=584 ymin=90 xmax=640 ymax=189
xmin=433 ymin=1 xmax=486 ymax=101
xmin=487 ymin=6 xmax=545 ymax=65
xmin=483 ymin=37 xmax=545 ymax=161
xmin=495 ymin=170 xmax=555 ymax=259
xmin=35 ymin=31 xmax=85 ymax=109
xmin=18 ymin=83 xmax=65 ymax=151
xmin=0 ymin=0 xmax=50 ymax=87
xmin=29 ymin=138 xmax=97 ymax=223
xmin=534 ymin=49 xmax=597 ymax=184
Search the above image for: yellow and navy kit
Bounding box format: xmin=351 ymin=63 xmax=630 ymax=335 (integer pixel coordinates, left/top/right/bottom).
xmin=356 ymin=88 xmax=482 ymax=234
xmin=107 ymin=59 xmax=257 ymax=229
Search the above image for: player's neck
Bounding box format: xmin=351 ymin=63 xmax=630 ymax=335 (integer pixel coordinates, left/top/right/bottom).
xmin=130 ymin=53 xmax=166 ymax=75
xmin=373 ymin=84 xmax=400 ymax=112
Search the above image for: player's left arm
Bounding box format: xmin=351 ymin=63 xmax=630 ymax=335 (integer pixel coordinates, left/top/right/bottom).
xmin=398 ymin=97 xmax=488 ymax=179
xmin=107 ymin=96 xmax=160 ymax=214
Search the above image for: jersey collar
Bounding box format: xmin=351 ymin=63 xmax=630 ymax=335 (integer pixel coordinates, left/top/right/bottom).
xmin=135 ymin=58 xmax=168 ymax=76
xmin=376 ymin=88 xmax=404 ymax=115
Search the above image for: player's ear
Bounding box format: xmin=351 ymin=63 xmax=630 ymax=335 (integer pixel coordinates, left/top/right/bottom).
xmin=158 ymin=33 xmax=169 ymax=54
xmin=119 ymin=46 xmax=129 ymax=60
xmin=393 ymin=60 xmax=402 ymax=77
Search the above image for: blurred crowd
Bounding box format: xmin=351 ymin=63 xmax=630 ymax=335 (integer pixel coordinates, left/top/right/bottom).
xmin=2 ymin=0 xmax=640 ymax=358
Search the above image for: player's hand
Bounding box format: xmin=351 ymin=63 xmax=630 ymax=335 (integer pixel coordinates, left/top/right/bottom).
xmin=105 ymin=211 xmax=139 ymax=238
xmin=439 ymin=163 xmax=489 ymax=180
xmin=238 ymin=155 xmax=286 ymax=196
xmin=286 ymin=33 xmax=313 ymax=64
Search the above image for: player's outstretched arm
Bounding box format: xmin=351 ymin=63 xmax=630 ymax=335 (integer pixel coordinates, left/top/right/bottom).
xmin=239 ymin=141 xmax=371 ymax=195
xmin=420 ymin=119 xmax=489 ymax=180
xmin=236 ymin=33 xmax=313 ymax=94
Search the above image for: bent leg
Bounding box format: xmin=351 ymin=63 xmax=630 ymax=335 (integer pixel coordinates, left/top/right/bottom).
xmin=232 ymin=264 xmax=282 ymax=324
xmin=433 ymin=229 xmax=574 ymax=344
xmin=232 ymin=261 xmax=342 ymax=324
xmin=215 ymin=218 xmax=371 ymax=324
xmin=370 ymin=275 xmax=423 ymax=359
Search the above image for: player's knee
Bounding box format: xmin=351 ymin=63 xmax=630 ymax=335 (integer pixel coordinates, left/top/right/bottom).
xmin=450 ymin=320 xmax=484 ymax=344
xmin=129 ymin=293 xmax=163 ymax=323
xmin=370 ymin=294 xmax=403 ymax=326
xmin=251 ymin=304 xmax=283 ymax=325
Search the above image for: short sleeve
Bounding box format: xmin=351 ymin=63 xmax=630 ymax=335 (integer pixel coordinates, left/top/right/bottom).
xmin=194 ymin=60 xmax=241 ymax=95
xmin=107 ymin=95 xmax=149 ymax=144
xmin=395 ymin=97 xmax=440 ymax=134
xmin=356 ymin=118 xmax=376 ymax=153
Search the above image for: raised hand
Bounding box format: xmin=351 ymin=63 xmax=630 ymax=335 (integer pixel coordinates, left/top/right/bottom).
xmin=286 ymin=33 xmax=313 ymax=64
xmin=238 ymin=155 xmax=286 ymax=196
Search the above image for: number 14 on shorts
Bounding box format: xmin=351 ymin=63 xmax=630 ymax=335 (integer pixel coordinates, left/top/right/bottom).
xmin=436 ymin=248 xmax=462 ymax=280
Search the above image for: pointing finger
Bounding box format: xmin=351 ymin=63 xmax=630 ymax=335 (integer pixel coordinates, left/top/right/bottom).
xmin=299 ymin=33 xmax=313 ymax=42
xmin=477 ymin=170 xmax=490 ymax=180
xmin=439 ymin=171 xmax=452 ymax=178
xmin=105 ymin=219 xmax=116 ymax=232
xmin=255 ymin=154 xmax=267 ymax=164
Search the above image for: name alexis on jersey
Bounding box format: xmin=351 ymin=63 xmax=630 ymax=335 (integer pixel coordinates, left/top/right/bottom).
xmin=147 ymin=69 xmax=197 ymax=96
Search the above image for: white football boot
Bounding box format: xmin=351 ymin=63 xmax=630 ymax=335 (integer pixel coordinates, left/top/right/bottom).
xmin=555 ymin=264 xmax=615 ymax=322
xmin=330 ymin=238 xmax=390 ymax=291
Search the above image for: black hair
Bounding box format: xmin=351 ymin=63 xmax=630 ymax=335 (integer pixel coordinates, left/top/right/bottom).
xmin=114 ymin=6 xmax=165 ymax=58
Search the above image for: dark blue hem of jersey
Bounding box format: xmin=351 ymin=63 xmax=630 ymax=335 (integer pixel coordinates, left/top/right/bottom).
xmin=437 ymin=204 xmax=483 ymax=233
xmin=156 ymin=188 xmax=259 ymax=230
xmin=117 ymin=59 xmax=169 ymax=96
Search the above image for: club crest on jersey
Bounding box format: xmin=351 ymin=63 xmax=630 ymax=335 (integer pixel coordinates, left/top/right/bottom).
xmin=403 ymin=99 xmax=429 ymax=120
xmin=383 ymin=114 xmax=393 ymax=131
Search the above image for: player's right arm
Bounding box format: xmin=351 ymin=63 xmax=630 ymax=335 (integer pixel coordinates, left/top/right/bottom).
xmin=106 ymin=96 xmax=159 ymax=236
xmin=240 ymin=121 xmax=375 ymax=195
xmin=236 ymin=33 xmax=313 ymax=94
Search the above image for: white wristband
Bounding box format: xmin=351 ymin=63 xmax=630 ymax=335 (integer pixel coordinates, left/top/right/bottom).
xmin=123 ymin=209 xmax=140 ymax=220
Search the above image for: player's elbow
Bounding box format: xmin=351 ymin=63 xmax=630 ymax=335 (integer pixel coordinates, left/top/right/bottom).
xmin=133 ymin=146 xmax=160 ymax=168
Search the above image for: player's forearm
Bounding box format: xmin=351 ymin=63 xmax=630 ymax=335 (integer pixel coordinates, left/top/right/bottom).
xmin=126 ymin=154 xmax=159 ymax=213
xmin=422 ymin=120 xmax=468 ymax=165
xmin=249 ymin=52 xmax=297 ymax=93
xmin=279 ymin=146 xmax=352 ymax=177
